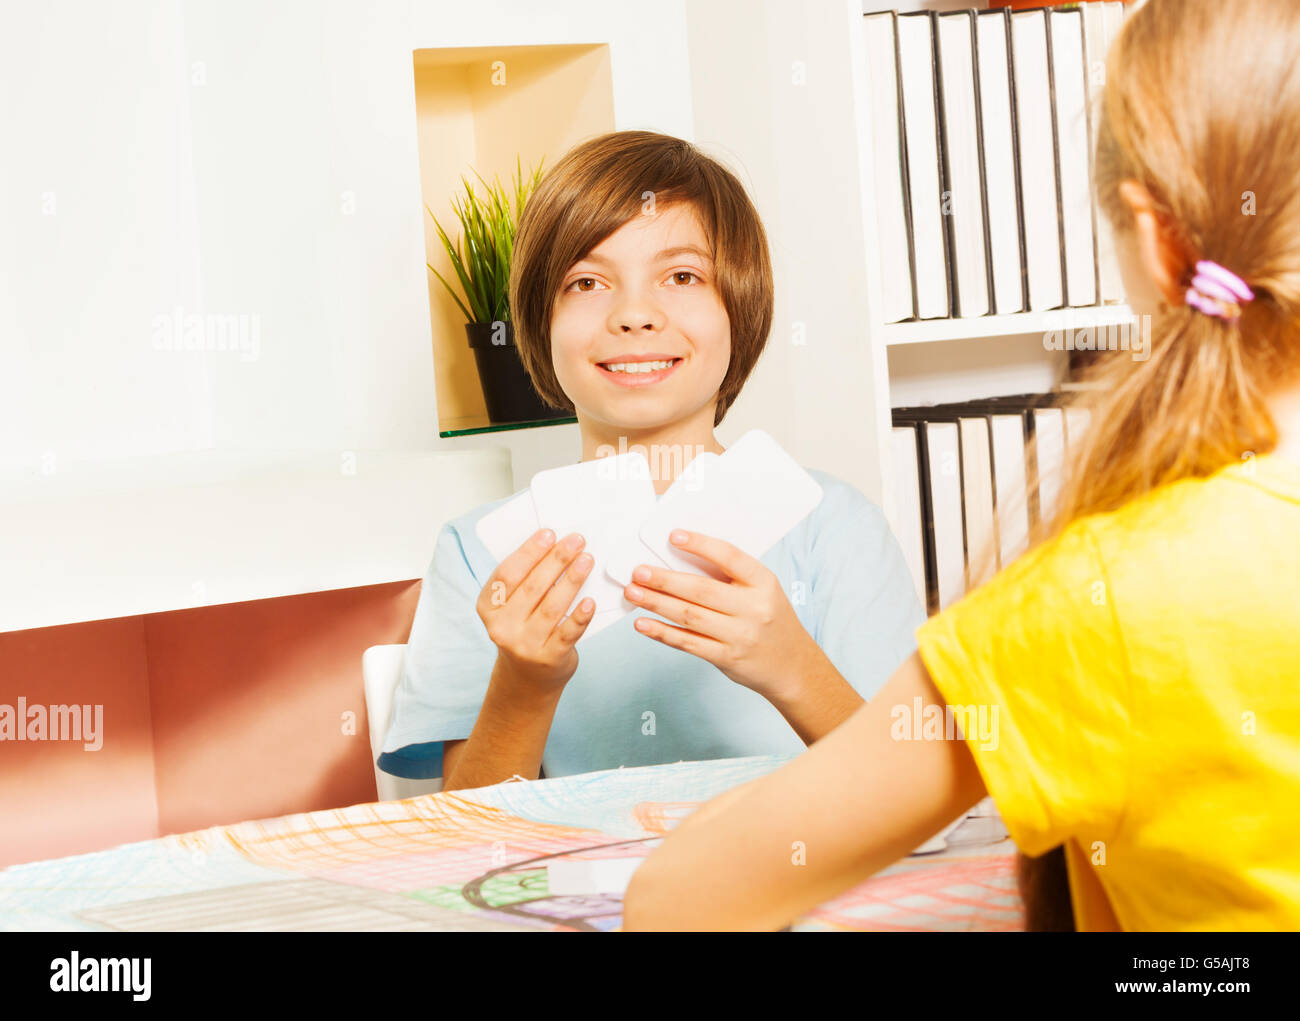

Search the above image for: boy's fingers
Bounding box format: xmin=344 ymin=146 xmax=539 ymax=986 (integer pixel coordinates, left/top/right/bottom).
xmin=623 ymin=583 xmax=730 ymax=640
xmin=489 ymin=529 xmax=557 ymax=601
xmin=633 ymin=615 xmax=725 ymax=663
xmin=628 ymin=563 xmax=745 ymax=616
xmin=552 ymin=597 xmax=596 ymax=648
xmin=667 ymin=530 xmax=757 ymax=584
xmin=532 ymin=552 xmax=594 ymax=634
xmin=513 ymin=533 xmax=587 ymax=616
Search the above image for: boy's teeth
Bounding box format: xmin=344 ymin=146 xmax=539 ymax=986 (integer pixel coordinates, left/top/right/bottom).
xmin=604 ymin=359 xmax=675 ymax=373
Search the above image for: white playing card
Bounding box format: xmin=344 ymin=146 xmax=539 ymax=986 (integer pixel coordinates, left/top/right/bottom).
xmin=474 ymin=489 xmax=540 ymax=565
xmin=474 ymin=483 xmax=635 ymax=644
xmin=604 ymin=452 xmax=720 ymax=587
xmin=529 ymin=452 xmax=658 ymax=638
xmin=638 ymin=430 xmax=823 ymax=579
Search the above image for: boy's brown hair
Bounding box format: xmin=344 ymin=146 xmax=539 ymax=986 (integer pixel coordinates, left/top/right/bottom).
xmin=508 ymin=131 xmax=773 ymax=427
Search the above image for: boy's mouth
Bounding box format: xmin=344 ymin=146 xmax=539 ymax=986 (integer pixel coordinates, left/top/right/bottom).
xmin=594 ymin=354 xmax=683 ymax=387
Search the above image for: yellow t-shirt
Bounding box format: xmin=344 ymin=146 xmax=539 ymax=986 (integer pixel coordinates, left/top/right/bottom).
xmin=916 ymin=453 xmax=1300 ymax=931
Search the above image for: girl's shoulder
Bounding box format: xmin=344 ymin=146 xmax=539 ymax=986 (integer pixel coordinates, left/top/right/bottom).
xmin=1081 ymin=453 xmax=1300 ymax=550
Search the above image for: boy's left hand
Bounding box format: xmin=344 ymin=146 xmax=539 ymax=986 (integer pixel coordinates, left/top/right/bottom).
xmin=623 ymin=529 xmax=819 ymax=702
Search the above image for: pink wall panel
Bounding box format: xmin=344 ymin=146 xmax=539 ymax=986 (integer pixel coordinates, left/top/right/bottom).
xmin=0 ymin=579 xmax=421 ymax=869
xmin=146 ymin=580 xmax=421 ymax=836
xmin=0 ymin=617 xmax=158 ymax=867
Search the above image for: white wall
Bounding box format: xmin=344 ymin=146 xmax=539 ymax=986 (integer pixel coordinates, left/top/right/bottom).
xmin=0 ymin=0 xmax=694 ymax=490
xmin=687 ymin=0 xmax=889 ymax=502
xmin=2 ymin=0 xmax=895 ymax=503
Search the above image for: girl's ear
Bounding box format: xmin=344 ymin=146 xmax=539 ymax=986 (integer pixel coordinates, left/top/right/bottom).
xmin=1118 ymin=179 xmax=1190 ymax=307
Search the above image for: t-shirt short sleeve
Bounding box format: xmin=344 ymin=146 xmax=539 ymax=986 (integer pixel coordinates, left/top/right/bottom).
xmin=377 ymin=518 xmax=496 ymax=779
xmin=807 ymin=481 xmax=927 ymax=700
xmin=914 ymin=520 xmax=1132 ymax=857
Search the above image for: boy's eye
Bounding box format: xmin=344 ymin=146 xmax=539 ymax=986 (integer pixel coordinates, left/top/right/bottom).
xmin=670 ymin=271 xmax=700 ymax=285
xmin=566 ymin=277 xmax=602 ymax=292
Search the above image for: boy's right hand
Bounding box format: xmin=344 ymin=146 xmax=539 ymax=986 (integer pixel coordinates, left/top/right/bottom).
xmin=475 ymin=528 xmax=596 ymax=692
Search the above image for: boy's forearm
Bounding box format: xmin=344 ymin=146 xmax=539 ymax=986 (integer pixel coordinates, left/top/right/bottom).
xmin=440 ymin=656 xmax=565 ymax=792
xmin=763 ymin=639 xmax=865 ymax=745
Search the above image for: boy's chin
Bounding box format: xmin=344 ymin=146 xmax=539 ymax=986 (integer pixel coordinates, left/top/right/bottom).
xmin=583 ymin=402 xmax=692 ymax=434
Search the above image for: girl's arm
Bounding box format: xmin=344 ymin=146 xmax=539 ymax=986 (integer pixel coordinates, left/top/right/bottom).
xmin=621 ymin=651 xmax=988 ymax=930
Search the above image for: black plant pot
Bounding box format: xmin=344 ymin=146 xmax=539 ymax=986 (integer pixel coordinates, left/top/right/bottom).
xmin=465 ymin=321 xmax=572 ymax=425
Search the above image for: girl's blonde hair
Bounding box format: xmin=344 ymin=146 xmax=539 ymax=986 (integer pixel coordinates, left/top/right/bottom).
xmin=1052 ymin=0 xmax=1300 ymax=538
xmin=1021 ymin=0 xmax=1300 ymax=930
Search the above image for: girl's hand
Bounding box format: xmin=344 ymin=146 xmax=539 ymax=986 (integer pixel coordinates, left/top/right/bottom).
xmin=623 ymin=529 xmax=819 ymax=702
xmin=475 ymin=528 xmax=597 ymax=694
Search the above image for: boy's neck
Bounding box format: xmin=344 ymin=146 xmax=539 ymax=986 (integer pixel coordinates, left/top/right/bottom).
xmin=579 ymin=411 xmax=726 ymax=496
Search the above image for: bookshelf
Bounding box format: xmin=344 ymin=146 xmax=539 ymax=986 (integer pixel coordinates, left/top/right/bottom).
xmin=850 ymin=0 xmax=1136 ymax=544
xmin=882 ymin=303 xmax=1136 ymax=345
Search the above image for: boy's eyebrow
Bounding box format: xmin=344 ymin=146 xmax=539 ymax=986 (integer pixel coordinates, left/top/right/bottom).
xmin=576 ymin=245 xmax=715 ymax=268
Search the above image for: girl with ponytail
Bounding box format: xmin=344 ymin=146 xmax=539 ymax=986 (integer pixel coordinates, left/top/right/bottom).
xmin=624 ymin=0 xmax=1300 ymax=931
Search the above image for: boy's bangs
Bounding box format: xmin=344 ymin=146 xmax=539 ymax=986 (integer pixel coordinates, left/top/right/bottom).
xmin=551 ymin=186 xmax=715 ymax=293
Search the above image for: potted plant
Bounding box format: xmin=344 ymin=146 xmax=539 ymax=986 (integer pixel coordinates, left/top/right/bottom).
xmin=427 ymin=156 xmax=570 ymax=425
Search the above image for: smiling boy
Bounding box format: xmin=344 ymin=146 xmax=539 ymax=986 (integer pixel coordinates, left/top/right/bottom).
xmin=378 ymin=131 xmax=923 ymax=790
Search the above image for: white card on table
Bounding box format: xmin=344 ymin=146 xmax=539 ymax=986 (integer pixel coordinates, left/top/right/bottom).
xmin=638 ymin=430 xmax=823 ymax=579
xmin=546 ymin=856 xmax=648 ymax=895
xmin=529 ymin=452 xmax=658 ymax=636
xmin=604 ymin=452 xmax=720 ymax=587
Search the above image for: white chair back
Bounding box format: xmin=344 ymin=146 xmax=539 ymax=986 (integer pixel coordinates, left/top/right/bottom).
xmin=363 ymin=643 xmax=444 ymax=800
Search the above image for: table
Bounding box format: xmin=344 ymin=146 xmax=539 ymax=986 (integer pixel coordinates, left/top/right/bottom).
xmin=0 ymin=755 xmax=1022 ymax=931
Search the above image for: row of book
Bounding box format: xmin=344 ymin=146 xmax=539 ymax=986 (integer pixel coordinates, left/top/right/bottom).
xmin=888 ymin=392 xmax=1091 ymax=615
xmin=863 ymin=3 xmax=1131 ymax=323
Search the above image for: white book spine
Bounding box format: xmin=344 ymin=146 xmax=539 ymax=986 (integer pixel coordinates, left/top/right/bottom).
xmin=898 ymin=14 xmax=950 ymax=319
xmin=959 ymin=418 xmax=997 ymax=589
xmin=864 ymin=14 xmax=916 ymax=324
xmin=925 ymin=421 xmax=965 ymax=610
xmin=1011 ymin=11 xmax=1064 ymax=311
xmin=976 ymin=12 xmax=1026 ymax=315
xmin=888 ymin=426 xmax=928 ymax=607
xmin=1083 ymin=3 xmax=1125 ymax=305
xmin=937 ymin=13 xmax=990 ymax=317
xmin=990 ymin=415 xmax=1030 ymax=565
xmin=1050 ymin=10 xmax=1098 ymax=307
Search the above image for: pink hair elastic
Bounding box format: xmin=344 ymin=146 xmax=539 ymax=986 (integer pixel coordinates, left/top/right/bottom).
xmin=1184 ymin=259 xmax=1255 ymax=321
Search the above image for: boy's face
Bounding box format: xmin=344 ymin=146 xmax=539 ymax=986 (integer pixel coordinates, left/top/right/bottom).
xmin=549 ymin=201 xmax=731 ymax=433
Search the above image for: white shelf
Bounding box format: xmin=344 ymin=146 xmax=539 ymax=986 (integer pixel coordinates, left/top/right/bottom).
xmin=0 ymin=449 xmax=513 ymax=634
xmin=881 ymin=304 xmax=1138 ymax=345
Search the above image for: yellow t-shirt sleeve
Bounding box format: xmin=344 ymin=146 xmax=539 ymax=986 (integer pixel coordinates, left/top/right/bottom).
xmin=915 ymin=521 xmax=1132 ymax=857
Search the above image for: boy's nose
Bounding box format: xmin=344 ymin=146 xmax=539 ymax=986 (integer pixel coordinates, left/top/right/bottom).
xmin=611 ymin=295 xmax=665 ymax=333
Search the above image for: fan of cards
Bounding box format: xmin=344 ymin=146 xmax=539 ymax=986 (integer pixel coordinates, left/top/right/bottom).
xmin=475 ymin=429 xmax=824 ymax=642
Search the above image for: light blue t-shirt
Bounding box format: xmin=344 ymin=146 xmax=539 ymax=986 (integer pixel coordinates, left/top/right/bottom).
xmin=377 ymin=467 xmax=924 ymax=780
